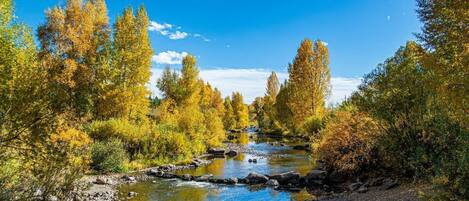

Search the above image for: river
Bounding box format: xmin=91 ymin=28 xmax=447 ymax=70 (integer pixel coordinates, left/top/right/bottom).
xmin=118 ymin=131 xmax=317 ymax=201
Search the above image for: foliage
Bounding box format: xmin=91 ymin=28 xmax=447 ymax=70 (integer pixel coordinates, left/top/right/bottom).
xmin=287 ymin=39 xmax=331 ymax=132
xmin=223 ymin=97 xmax=237 ymax=130
xmin=37 ymin=0 xmax=111 ymax=120
xmin=231 ymin=92 xmax=250 ymax=129
xmin=316 ymin=106 xmax=382 ymax=176
xmin=87 ymin=118 xmax=150 ymax=158
xmin=416 ymin=0 xmax=469 ymax=128
xmin=91 ymin=138 xmax=127 ymax=173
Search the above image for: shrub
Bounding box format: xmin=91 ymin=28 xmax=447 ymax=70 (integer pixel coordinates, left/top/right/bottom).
xmin=316 ymin=107 xmax=382 ymax=175
xmin=303 ymin=115 xmax=324 ymax=136
xmin=91 ymin=139 xmax=127 ymax=173
xmin=87 ymin=118 xmax=150 ymax=158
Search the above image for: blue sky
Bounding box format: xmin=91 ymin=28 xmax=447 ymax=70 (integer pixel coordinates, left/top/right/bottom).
xmin=13 ymin=0 xmax=421 ymax=103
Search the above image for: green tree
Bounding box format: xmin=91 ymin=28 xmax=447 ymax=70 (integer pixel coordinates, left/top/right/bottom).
xmin=416 ymin=0 xmax=469 ymax=128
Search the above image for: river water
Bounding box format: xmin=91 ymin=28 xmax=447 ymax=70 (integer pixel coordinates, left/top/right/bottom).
xmin=118 ymin=132 xmax=317 ymax=201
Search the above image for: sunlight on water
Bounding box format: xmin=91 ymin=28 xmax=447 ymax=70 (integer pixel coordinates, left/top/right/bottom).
xmin=118 ymin=132 xmax=316 ymax=201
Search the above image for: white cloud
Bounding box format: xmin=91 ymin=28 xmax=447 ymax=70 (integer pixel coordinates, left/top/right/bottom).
xmin=169 ymin=31 xmax=188 ymax=40
xmin=148 ymin=68 xmax=361 ymax=105
xmin=152 ymin=51 xmax=189 ymax=65
xmin=321 ymin=41 xmax=329 ymax=46
xmin=194 ymin=33 xmax=211 ymax=42
xmin=148 ymin=21 xmax=172 ymax=35
xmin=149 ymin=20 xmax=210 ymax=41
xmin=387 ymin=15 xmax=391 ymax=21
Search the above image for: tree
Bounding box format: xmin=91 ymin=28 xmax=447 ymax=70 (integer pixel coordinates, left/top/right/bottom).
xmin=98 ymin=6 xmax=152 ymax=121
xmin=223 ymin=97 xmax=236 ymax=130
xmin=416 ymin=0 xmax=469 ymax=128
xmin=231 ymin=92 xmax=249 ymax=129
xmin=265 ymin=71 xmax=280 ymax=102
xmin=157 ymin=66 xmax=179 ymax=101
xmin=274 ymin=81 xmax=293 ymax=130
xmin=287 ymin=39 xmax=330 ymax=132
xmin=178 ymin=55 xmax=200 ymax=106
xmin=38 ymin=0 xmax=111 ymax=120
xmin=1 ymin=1 xmax=91 ymax=199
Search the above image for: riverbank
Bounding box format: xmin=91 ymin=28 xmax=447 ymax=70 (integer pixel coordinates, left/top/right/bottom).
xmin=74 ymin=133 xmax=430 ymax=201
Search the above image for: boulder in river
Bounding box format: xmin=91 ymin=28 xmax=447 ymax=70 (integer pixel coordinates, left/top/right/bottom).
xmin=226 ymin=177 xmax=238 ymax=184
xmin=268 ymin=171 xmax=301 ymax=185
xmin=181 ymin=174 xmax=192 ymax=181
xmin=225 ymin=150 xmax=238 ymax=157
xmin=245 ymin=172 xmax=269 ymax=184
xmin=208 ymin=148 xmax=225 ymax=156
xmin=266 ymin=179 xmax=280 ymax=186
xmin=195 ymin=174 xmax=213 ymax=182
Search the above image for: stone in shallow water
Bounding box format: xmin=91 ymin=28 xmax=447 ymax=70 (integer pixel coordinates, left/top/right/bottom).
xmin=266 ymin=179 xmax=279 ymax=186
xmin=269 ymin=171 xmax=301 ymax=185
xmin=226 ymin=177 xmax=238 ymax=184
xmin=245 ymin=172 xmax=269 ymax=184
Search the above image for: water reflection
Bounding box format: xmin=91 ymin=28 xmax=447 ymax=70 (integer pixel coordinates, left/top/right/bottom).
xmin=118 ymin=132 xmax=316 ymax=201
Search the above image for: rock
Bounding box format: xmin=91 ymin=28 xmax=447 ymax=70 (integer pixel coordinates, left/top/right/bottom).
xmin=269 ymin=171 xmax=301 ymax=185
xmin=369 ymin=177 xmax=385 ymax=187
xmin=159 ymin=164 xmax=176 ymax=171
xmin=181 ymin=174 xmax=192 ymax=181
xmin=380 ymin=178 xmax=399 ymax=190
xmin=293 ymin=145 xmax=306 ymax=150
xmin=208 ymin=148 xmax=225 ymax=156
xmin=209 ymin=178 xmax=227 ymax=184
xmin=128 ymin=191 xmax=137 ymax=197
xmin=280 ymin=143 xmax=286 ymax=146
xmin=195 ymin=174 xmax=213 ymax=182
xmin=147 ymin=169 xmax=159 ymax=176
xmin=306 ymin=170 xmax=327 ymax=180
xmin=304 ymin=170 xmax=327 ymax=186
xmin=237 ymin=178 xmax=248 ymax=184
xmin=122 ymin=175 xmax=136 ymax=183
xmin=245 ymin=172 xmax=269 ymax=184
xmin=327 ymin=171 xmax=347 ymax=183
xmin=357 ymin=186 xmax=368 ymax=193
xmin=226 ymin=177 xmax=238 ymax=184
xmin=266 ymin=179 xmax=280 ymax=186
xmin=161 ymin=173 xmax=176 ymax=179
xmin=348 ymin=182 xmax=363 ymax=191
xmin=225 ymin=150 xmax=238 ymax=157
xmin=94 ymin=177 xmax=107 ymax=185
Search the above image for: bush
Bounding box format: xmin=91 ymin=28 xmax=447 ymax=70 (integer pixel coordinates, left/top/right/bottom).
xmin=303 ymin=115 xmax=324 ymax=136
xmin=87 ymin=118 xmax=150 ymax=158
xmin=91 ymin=139 xmax=127 ymax=173
xmin=316 ymin=107 xmax=382 ymax=176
